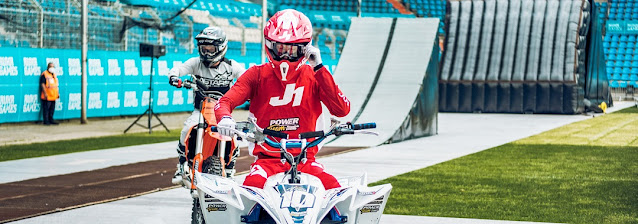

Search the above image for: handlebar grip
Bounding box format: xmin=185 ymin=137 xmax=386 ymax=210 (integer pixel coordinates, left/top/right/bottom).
xmin=182 ymin=80 xmax=194 ymax=89
xmin=263 ymin=129 xmax=288 ymax=139
xmin=353 ymin=122 xmax=376 ymax=130
xmin=299 ymin=131 xmax=324 ymax=139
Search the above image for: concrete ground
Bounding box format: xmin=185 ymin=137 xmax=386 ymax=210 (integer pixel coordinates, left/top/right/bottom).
xmin=3 ymin=102 xmax=635 ymax=224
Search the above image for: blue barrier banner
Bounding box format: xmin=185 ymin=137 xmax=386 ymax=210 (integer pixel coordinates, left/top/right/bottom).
xmin=0 ymin=47 xmax=261 ymax=124
xmin=0 ymin=86 xmax=21 ymax=123
xmin=606 ymin=20 xmax=638 ymax=34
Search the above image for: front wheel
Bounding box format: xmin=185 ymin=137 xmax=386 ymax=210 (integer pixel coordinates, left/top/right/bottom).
xmin=192 ymin=198 xmax=205 ymax=224
xmin=191 ymin=156 xmax=222 ymax=224
xmin=202 ymin=155 xmax=223 ymax=176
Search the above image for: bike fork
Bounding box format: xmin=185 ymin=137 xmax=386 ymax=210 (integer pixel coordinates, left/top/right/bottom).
xmin=218 ymin=140 xmax=227 ymax=177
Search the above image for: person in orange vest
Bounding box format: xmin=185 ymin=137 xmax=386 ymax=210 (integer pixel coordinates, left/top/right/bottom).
xmin=40 ymin=62 xmax=60 ymax=125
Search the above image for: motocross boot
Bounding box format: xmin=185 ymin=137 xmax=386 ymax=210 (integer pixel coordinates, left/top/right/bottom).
xmin=171 ymin=143 xmax=187 ymax=185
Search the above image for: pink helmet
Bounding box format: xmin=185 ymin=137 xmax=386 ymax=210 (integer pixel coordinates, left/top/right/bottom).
xmin=264 ymin=9 xmax=313 ymax=81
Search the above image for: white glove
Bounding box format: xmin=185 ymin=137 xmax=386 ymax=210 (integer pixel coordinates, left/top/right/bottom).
xmin=305 ymin=44 xmax=322 ymax=68
xmin=217 ymin=117 xmax=236 ymax=137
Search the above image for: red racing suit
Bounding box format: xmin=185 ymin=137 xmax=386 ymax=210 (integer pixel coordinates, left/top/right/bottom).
xmin=215 ymin=64 xmax=350 ymax=189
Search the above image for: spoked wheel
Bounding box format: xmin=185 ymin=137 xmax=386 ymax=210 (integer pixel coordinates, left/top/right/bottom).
xmin=191 ymin=156 xmax=223 ymax=224
xmin=191 ymin=197 xmax=205 ymax=224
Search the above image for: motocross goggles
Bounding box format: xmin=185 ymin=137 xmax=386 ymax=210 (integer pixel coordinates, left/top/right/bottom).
xmin=266 ymin=39 xmax=307 ymax=62
xmin=199 ymin=45 xmax=221 ymax=59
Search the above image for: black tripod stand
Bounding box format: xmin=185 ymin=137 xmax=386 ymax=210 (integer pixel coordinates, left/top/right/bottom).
xmin=124 ymin=55 xmax=169 ymax=134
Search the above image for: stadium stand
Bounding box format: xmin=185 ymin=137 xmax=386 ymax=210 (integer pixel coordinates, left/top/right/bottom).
xmin=0 ymin=0 xmax=447 ymax=62
xmin=402 ymin=0 xmax=446 ymax=34
xmin=601 ymin=0 xmax=638 ymax=99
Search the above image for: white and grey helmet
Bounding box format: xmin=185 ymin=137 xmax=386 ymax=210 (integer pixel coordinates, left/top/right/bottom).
xmin=196 ymin=27 xmax=228 ymax=68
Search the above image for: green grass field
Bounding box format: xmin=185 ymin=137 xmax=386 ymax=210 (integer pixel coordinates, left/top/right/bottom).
xmin=373 ymin=106 xmax=638 ymax=224
xmin=0 ymin=130 xmax=180 ymax=162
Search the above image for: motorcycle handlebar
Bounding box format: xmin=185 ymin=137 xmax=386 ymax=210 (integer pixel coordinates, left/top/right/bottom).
xmin=195 ymin=78 xmax=207 ymax=89
xmin=209 ymin=120 xmax=377 ymax=149
xmin=352 ymin=122 xmax=376 ymax=130
xmin=299 ymin=131 xmax=324 ymax=139
xmin=179 ymin=78 xmax=207 ymax=90
xmin=182 ymin=80 xmax=195 ymax=89
xmin=263 ymin=129 xmax=289 ymax=139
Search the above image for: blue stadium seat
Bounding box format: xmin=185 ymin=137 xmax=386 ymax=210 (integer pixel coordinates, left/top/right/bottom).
xmin=620 ymin=81 xmax=628 ymax=88
xmin=620 ymin=42 xmax=628 ymax=48
xmin=624 ymin=54 xmax=633 ymax=61
xmin=610 ymin=48 xmax=618 ymax=54
xmin=611 ymin=42 xmax=619 ymax=48
xmin=609 ymin=13 xmax=617 ymax=20
xmin=610 ymin=80 xmax=620 ymax=88
xmin=609 ymin=54 xmax=617 ymax=60
xmin=624 ymin=61 xmax=632 ymax=67
xmin=631 ymin=74 xmax=638 ymax=81
xmin=612 ymin=35 xmax=620 ymax=42
xmin=621 ymin=35 xmax=629 ymax=42
xmin=619 ymin=48 xmax=627 ymax=54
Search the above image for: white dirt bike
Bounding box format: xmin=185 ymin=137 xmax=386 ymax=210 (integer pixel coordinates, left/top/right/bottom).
xmin=191 ymin=118 xmax=392 ymax=224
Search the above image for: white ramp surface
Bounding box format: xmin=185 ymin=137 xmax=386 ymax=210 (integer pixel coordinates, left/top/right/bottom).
xmin=332 ymin=17 xmax=393 ymax=123
xmin=330 ymin=18 xmax=440 ymax=147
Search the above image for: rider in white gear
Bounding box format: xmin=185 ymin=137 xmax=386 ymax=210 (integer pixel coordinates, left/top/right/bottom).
xmin=169 ymin=26 xmax=246 ymax=184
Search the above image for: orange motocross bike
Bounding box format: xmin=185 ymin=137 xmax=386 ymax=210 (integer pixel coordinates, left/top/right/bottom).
xmin=173 ymin=76 xmax=239 ymax=197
